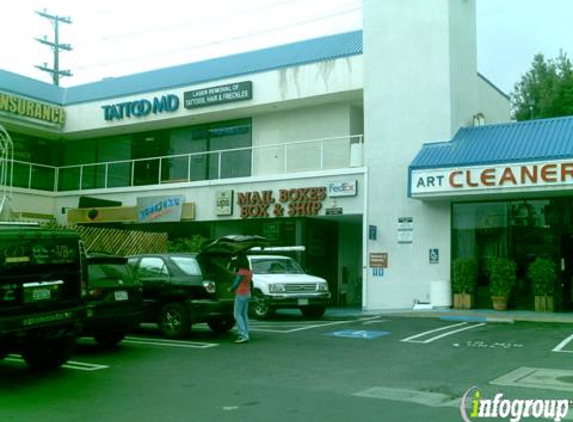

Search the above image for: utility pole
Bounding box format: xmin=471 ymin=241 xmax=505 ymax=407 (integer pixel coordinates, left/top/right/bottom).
xmin=35 ymin=10 xmax=72 ymax=86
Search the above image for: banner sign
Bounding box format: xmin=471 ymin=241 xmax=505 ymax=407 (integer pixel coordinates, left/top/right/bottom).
xmin=137 ymin=195 xmax=184 ymax=223
xmin=184 ymin=81 xmax=252 ymax=109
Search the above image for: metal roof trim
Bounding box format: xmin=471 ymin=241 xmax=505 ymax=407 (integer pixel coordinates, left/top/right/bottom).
xmin=409 ymin=116 xmax=573 ymax=170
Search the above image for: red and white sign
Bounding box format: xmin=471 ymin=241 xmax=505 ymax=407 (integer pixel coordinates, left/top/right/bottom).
xmin=411 ymin=160 xmax=573 ymax=198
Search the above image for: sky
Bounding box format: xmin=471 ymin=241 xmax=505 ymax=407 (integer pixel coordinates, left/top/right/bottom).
xmin=0 ymin=0 xmax=572 ymax=95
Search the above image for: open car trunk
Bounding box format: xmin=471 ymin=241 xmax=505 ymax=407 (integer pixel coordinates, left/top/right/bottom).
xmin=197 ymin=235 xmax=269 ymax=300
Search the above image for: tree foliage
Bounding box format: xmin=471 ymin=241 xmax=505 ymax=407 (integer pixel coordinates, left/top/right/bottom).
xmin=511 ymin=51 xmax=573 ymax=121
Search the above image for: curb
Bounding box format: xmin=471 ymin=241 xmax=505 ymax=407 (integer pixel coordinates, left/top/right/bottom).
xmin=439 ymin=315 xmax=514 ymax=324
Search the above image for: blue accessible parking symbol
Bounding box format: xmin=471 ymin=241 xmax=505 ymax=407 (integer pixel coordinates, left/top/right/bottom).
xmin=326 ymin=329 xmax=390 ymax=339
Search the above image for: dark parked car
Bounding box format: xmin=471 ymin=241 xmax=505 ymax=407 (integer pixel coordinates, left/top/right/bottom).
xmin=128 ymin=235 xmax=268 ymax=339
xmin=84 ymin=254 xmax=143 ymax=347
xmin=0 ymin=224 xmax=87 ymax=370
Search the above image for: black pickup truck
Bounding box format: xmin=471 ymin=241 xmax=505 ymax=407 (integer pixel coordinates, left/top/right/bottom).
xmin=0 ymin=224 xmax=87 ymax=370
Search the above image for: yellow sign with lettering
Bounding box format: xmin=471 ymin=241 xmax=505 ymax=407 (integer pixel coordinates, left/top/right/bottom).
xmin=0 ymin=92 xmax=65 ymax=126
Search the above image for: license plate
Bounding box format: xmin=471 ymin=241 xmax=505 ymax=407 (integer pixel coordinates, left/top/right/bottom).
xmin=23 ymin=280 xmax=63 ymax=303
xmin=33 ymin=288 xmax=51 ymax=301
xmin=298 ymin=298 xmax=309 ymax=306
xmin=114 ymin=290 xmax=128 ymax=301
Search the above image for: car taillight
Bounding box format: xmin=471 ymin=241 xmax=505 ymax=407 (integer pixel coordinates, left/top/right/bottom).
xmin=89 ymin=288 xmax=104 ymax=298
xmin=203 ymin=280 xmax=216 ymax=294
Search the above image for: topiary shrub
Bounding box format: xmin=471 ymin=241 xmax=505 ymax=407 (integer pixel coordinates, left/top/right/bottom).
xmin=488 ymin=257 xmax=516 ymax=298
xmin=527 ymin=257 xmax=557 ymax=296
xmin=452 ymin=258 xmax=478 ymax=294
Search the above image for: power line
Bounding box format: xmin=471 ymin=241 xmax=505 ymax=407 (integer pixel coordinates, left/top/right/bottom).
xmin=74 ymin=0 xmax=313 ymax=46
xmin=34 ymin=9 xmax=73 ymax=86
xmin=75 ymin=6 xmax=361 ymax=72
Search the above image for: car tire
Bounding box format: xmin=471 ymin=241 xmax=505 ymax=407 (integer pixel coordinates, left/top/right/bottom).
xmin=21 ymin=335 xmax=76 ymax=371
xmin=94 ymin=331 xmax=127 ymax=348
xmin=250 ymin=293 xmax=273 ymax=320
xmin=301 ymin=305 xmax=326 ymax=319
xmin=158 ymin=303 xmax=190 ymax=339
xmin=207 ymin=317 xmax=235 ymax=334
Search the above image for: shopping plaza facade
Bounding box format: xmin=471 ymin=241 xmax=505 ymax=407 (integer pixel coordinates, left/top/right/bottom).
xmin=5 ymin=0 xmax=570 ymax=311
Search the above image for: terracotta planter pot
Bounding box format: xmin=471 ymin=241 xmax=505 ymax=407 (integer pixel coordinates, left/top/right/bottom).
xmin=453 ymin=293 xmax=473 ymax=310
xmin=491 ymin=296 xmax=508 ymax=311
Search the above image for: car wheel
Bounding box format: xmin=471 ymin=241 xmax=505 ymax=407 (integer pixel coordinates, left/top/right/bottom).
xmin=21 ymin=335 xmax=76 ymax=371
xmin=158 ymin=303 xmax=190 ymax=339
xmin=250 ymin=293 xmax=273 ymax=320
xmin=301 ymin=305 xmax=326 ymax=319
xmin=207 ymin=317 xmax=235 ymax=334
xmin=94 ymin=331 xmax=127 ymax=348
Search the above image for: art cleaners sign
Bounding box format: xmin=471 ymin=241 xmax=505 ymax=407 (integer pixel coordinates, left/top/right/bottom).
xmin=411 ymin=160 xmax=573 ymax=198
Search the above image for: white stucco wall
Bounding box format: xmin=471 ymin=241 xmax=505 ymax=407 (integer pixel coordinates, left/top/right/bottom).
xmin=363 ymin=0 xmax=479 ymax=310
xmin=9 ymin=169 xmax=365 ymax=225
xmin=477 ymin=75 xmax=512 ymax=124
xmin=252 ymin=103 xmax=360 ymax=175
xmin=62 ymin=57 xmax=363 ymax=135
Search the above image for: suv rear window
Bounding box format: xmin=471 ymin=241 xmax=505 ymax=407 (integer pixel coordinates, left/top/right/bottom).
xmin=171 ymin=256 xmax=202 ymax=276
xmin=88 ymin=261 xmax=137 ymax=287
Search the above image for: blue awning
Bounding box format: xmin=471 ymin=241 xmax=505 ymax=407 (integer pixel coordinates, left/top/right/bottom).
xmin=410 ymin=116 xmax=573 ymax=170
xmin=409 ymin=116 xmax=573 ymax=199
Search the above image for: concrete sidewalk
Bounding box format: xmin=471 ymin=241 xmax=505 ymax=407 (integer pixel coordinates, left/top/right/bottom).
xmin=324 ymin=306 xmax=573 ymax=324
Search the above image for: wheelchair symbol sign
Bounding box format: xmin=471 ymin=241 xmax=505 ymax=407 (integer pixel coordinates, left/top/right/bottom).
xmin=429 ymin=248 xmax=439 ymax=264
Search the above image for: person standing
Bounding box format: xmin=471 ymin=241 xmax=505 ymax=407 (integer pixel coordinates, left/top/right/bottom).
xmin=228 ymin=255 xmax=253 ymax=344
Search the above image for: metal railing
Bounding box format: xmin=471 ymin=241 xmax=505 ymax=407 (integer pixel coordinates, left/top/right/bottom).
xmin=10 ymin=135 xmax=364 ymax=193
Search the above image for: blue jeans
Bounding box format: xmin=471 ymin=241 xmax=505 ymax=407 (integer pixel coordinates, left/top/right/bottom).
xmin=233 ymin=295 xmax=250 ymax=339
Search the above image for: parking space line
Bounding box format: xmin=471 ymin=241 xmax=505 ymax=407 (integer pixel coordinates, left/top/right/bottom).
xmin=552 ymin=333 xmax=573 ymax=353
xmin=250 ymin=316 xmax=383 ymax=334
xmin=123 ymin=336 xmax=219 ymax=349
xmin=5 ymin=355 xmax=109 ymax=371
xmin=401 ymin=322 xmax=486 ymax=344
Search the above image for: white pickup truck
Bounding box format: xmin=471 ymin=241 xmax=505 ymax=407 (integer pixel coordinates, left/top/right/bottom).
xmin=247 ymin=254 xmax=330 ymax=319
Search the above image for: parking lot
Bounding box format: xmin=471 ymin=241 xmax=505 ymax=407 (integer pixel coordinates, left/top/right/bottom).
xmin=2 ymin=312 xmax=573 ymax=422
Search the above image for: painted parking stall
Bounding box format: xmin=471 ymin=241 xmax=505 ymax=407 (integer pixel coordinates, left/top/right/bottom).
xmin=401 ymin=322 xmax=487 ymax=344
xmin=5 ymin=355 xmax=109 ymax=371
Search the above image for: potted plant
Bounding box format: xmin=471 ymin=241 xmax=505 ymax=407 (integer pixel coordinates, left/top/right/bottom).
xmin=488 ymin=257 xmax=516 ymax=311
xmin=452 ymin=257 xmax=478 ymax=309
xmin=527 ymin=257 xmax=557 ymax=312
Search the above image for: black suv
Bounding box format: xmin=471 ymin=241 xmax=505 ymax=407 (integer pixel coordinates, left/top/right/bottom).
xmin=84 ymin=254 xmax=143 ymax=347
xmin=128 ymin=253 xmax=236 ymax=338
xmin=0 ymin=224 xmax=87 ymax=370
xmin=128 ymin=235 xmax=267 ymax=339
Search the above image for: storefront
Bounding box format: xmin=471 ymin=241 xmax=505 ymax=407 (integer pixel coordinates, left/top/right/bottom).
xmin=410 ymin=117 xmax=573 ymax=311
xmin=0 ymin=0 xmax=514 ymax=310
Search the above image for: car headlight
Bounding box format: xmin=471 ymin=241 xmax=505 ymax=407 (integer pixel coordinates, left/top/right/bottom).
xmin=203 ymin=280 xmax=216 ymax=293
xmin=317 ymin=283 xmax=329 ymax=292
xmin=269 ymin=283 xmax=286 ymax=293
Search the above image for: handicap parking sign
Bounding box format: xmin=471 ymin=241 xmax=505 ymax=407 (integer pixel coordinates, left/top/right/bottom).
xmin=326 ymin=329 xmax=390 ymax=339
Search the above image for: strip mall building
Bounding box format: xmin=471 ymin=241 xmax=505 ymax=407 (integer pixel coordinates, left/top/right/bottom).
xmin=4 ymin=0 xmax=568 ymax=311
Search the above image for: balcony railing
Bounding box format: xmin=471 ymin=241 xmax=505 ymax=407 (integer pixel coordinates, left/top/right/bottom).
xmin=11 ymin=135 xmax=364 ymax=193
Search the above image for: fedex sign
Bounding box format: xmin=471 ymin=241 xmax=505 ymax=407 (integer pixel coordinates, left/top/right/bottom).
xmin=328 ymin=180 xmax=357 ymax=197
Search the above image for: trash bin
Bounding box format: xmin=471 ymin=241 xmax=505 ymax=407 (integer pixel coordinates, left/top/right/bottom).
xmin=430 ymin=280 xmax=451 ymax=309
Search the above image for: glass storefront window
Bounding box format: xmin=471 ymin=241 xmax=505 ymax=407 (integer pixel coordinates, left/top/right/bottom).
xmin=107 ymin=162 xmax=132 ymax=188
xmin=8 ymin=118 xmax=252 ymax=190
xmin=452 ymin=199 xmax=567 ymax=310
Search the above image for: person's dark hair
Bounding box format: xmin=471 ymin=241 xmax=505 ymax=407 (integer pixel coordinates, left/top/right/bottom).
xmin=235 ymin=255 xmax=249 ymax=271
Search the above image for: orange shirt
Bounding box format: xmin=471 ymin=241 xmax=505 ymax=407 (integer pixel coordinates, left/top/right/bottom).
xmin=235 ymin=267 xmax=253 ymax=296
